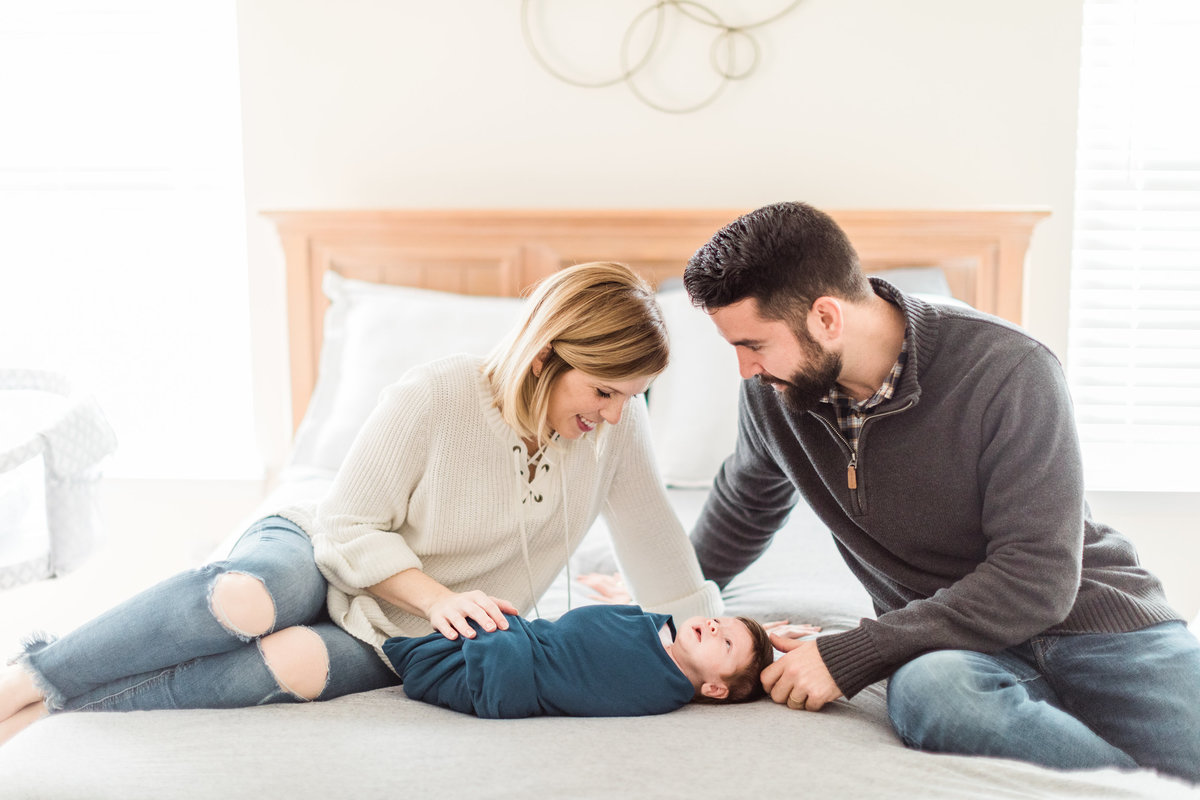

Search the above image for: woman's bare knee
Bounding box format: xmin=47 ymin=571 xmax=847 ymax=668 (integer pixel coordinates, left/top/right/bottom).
xmin=210 ymin=572 xmax=276 ymax=638
xmin=259 ymin=627 xmax=329 ymax=701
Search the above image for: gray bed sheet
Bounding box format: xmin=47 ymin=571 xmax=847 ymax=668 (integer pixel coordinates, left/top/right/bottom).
xmin=2 ymin=685 xmax=1193 ymax=800
xmin=1 ymin=479 xmax=1195 ymax=799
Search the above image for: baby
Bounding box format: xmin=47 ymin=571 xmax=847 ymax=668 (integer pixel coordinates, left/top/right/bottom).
xmin=383 ymin=604 xmax=774 ymax=718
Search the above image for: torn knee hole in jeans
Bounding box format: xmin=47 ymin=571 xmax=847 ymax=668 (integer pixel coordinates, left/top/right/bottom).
xmin=259 ymin=626 xmax=329 ymax=701
xmin=209 ymin=571 xmax=277 ymax=641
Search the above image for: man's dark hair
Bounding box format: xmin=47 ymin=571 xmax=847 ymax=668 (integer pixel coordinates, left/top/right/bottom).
xmin=693 ymin=616 xmax=776 ymax=705
xmin=683 ymin=202 xmax=872 ymax=326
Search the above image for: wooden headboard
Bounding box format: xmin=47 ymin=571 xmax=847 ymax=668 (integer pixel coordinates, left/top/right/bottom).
xmin=264 ymin=208 xmax=1048 ymax=430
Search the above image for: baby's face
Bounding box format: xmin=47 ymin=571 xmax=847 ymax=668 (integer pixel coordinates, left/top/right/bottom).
xmin=671 ymin=617 xmax=755 ymax=684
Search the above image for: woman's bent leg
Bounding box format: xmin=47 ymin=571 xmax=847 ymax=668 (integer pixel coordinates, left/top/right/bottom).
xmin=61 ymin=622 xmax=396 ymax=712
xmin=10 ymin=516 xmax=326 ymax=711
xmin=887 ymin=648 xmax=1137 ymax=771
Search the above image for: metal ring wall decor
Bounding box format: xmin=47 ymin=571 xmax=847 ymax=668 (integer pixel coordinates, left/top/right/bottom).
xmin=520 ymin=0 xmax=803 ymax=114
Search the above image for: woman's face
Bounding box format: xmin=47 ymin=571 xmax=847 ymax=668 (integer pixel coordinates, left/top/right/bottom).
xmin=544 ymin=369 xmax=653 ymax=440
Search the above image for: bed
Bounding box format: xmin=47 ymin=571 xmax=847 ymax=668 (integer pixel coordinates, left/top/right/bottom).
xmin=3 ymin=207 xmax=1196 ymax=800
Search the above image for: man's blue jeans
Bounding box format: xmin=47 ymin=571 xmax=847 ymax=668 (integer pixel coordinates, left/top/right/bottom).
xmin=16 ymin=516 xmax=397 ymax=712
xmin=886 ymin=621 xmax=1200 ymax=783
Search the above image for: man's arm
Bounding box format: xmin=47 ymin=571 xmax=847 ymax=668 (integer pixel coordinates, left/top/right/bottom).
xmin=817 ymin=344 xmax=1087 ymax=699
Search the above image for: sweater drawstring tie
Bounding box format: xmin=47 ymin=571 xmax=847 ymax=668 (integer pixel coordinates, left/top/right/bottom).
xmin=512 ymin=444 xmax=542 ymax=620
xmin=561 ymin=462 xmax=572 ymax=614
xmin=511 ymin=435 xmax=574 ymax=620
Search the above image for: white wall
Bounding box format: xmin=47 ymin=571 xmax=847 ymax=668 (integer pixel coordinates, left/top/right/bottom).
xmin=235 ymin=0 xmax=1197 ymax=619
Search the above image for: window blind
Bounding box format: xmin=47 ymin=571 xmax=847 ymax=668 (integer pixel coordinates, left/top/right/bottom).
xmin=1068 ymin=0 xmax=1200 ymax=492
xmin=0 ymin=2 xmax=258 ymax=479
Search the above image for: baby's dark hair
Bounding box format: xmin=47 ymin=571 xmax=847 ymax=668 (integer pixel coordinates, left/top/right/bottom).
xmin=693 ymin=616 xmax=775 ymax=705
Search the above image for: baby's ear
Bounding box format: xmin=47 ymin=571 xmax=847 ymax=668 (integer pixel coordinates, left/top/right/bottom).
xmin=700 ymin=681 xmax=729 ymax=701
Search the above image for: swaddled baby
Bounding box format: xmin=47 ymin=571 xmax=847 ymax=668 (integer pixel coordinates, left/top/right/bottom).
xmin=383 ymin=604 xmax=773 ymax=718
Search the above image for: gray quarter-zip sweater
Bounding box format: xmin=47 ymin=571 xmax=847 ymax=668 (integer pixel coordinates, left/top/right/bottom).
xmin=691 ymin=279 xmax=1179 ymax=699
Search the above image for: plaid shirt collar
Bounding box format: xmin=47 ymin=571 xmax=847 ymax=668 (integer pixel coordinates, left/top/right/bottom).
xmin=819 ymin=282 xmax=910 ymax=445
xmin=822 ymin=340 xmax=908 ymax=414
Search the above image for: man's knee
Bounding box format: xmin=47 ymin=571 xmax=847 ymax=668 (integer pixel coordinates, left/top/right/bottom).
xmin=891 ymin=651 xmax=978 ymax=696
xmin=259 ymin=627 xmax=329 ymax=701
xmin=888 ymin=650 xmax=1022 ymax=742
xmin=890 ymin=652 xmax=987 ymax=717
xmin=210 ymin=571 xmax=276 ymax=639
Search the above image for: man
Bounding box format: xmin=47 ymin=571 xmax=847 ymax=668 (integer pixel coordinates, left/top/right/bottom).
xmin=684 ymin=201 xmax=1200 ymax=782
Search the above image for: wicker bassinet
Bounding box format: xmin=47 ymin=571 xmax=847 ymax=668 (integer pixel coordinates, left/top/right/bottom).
xmin=0 ymin=370 xmax=117 ymax=590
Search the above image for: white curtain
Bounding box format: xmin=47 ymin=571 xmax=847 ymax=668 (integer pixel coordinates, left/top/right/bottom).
xmin=0 ymin=2 xmax=258 ymax=479
xmin=1068 ymin=0 xmax=1200 ymax=492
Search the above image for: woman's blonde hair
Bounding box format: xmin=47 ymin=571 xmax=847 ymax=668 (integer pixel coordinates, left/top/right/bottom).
xmin=483 ymin=262 xmax=669 ymax=447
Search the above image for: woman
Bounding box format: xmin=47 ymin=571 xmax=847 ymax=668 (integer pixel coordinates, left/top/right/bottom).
xmin=0 ymin=262 xmax=721 ymax=742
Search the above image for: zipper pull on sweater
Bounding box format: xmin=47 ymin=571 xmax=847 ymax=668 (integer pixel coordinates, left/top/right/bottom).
xmin=847 ymin=453 xmax=858 ymax=490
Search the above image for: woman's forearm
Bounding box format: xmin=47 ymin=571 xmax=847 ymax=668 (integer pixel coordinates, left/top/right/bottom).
xmin=371 ymin=569 xmax=520 ymax=640
xmin=368 ymin=568 xmax=454 ymax=620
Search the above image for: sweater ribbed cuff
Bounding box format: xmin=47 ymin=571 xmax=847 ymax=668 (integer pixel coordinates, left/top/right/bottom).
xmin=815 ymin=626 xmax=885 ymax=699
xmin=646 ymin=581 xmax=724 ymax=626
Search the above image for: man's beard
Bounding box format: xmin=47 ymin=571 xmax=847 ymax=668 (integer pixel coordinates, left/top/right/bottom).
xmin=757 ymin=331 xmax=843 ymax=414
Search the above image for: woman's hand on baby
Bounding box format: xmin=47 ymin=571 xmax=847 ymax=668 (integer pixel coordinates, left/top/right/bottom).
xmin=428 ymin=590 xmax=519 ymax=640
xmin=763 ymin=620 xmax=822 ymax=640
xmin=576 ymin=571 xmax=632 ymax=604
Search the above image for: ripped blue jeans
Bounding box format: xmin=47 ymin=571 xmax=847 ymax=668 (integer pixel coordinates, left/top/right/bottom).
xmin=17 ymin=516 xmax=397 ymax=712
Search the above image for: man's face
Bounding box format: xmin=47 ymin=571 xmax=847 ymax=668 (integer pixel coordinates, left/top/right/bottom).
xmin=708 ymin=298 xmax=842 ymax=413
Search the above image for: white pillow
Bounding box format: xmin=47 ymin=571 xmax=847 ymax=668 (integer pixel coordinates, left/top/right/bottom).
xmin=289 ymin=273 xmax=524 ymax=472
xmin=645 ymin=267 xmax=964 ymax=488
xmin=647 ymin=288 xmax=741 ymax=488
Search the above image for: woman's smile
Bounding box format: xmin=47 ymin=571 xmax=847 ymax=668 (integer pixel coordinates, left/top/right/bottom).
xmin=544 ymin=369 xmax=652 ymax=441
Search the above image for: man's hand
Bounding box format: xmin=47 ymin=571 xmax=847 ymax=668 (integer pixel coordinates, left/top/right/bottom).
xmin=761 ymin=634 xmax=843 ymax=711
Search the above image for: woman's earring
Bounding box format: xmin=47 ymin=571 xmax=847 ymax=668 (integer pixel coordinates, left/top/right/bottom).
xmin=531 ymin=344 xmax=552 ymax=378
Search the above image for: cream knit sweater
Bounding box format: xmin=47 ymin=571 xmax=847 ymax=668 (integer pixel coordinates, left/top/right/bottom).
xmin=279 ymin=355 xmax=722 ymax=661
